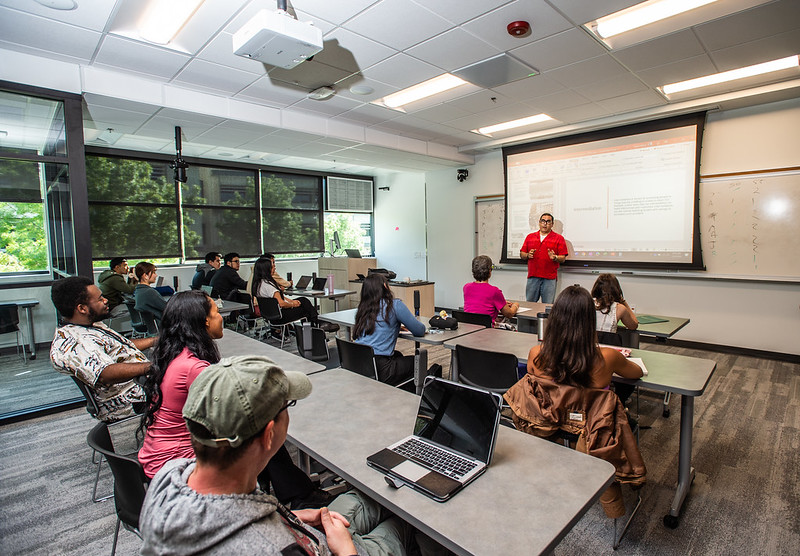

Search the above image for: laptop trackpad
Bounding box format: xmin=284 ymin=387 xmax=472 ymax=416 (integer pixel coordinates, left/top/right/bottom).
xmin=393 ymin=459 xmax=428 ymax=482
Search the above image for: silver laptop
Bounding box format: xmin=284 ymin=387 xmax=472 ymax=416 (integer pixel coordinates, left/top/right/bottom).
xmin=367 ymin=377 xmax=502 ymax=502
xmin=287 ymin=275 xmax=312 ymax=291
xmin=156 ymin=276 xmax=164 ymax=286
xmin=304 ymin=276 xmax=328 ymax=294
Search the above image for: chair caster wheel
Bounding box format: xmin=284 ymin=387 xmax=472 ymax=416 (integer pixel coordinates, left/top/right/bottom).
xmin=662 ymin=407 xmax=670 ymax=418
xmin=663 ymin=514 xmax=679 ymax=529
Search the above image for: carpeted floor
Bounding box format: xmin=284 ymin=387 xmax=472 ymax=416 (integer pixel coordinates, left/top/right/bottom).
xmin=1 ymin=339 xmax=798 ymax=555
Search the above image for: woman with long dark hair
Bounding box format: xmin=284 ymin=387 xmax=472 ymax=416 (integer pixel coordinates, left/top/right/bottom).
xmin=591 ymin=273 xmax=638 ymax=333
xmin=353 ymin=273 xmax=425 ymax=385
xmin=250 ymin=256 xmax=332 ymax=330
xmin=527 ymin=285 xmax=642 ymax=389
xmin=137 ymin=290 xmax=328 ymax=507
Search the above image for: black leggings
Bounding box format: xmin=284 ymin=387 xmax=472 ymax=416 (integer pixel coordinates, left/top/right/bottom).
xmin=374 ymin=351 xmax=415 ymax=386
xmin=277 ymin=297 xmax=319 ymax=325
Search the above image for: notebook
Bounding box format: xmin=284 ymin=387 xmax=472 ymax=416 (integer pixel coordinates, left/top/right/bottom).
xmin=367 ymin=377 xmax=502 ymax=502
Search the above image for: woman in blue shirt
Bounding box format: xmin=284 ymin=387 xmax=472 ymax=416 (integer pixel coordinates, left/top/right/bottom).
xmin=353 ymin=274 xmax=425 ymax=386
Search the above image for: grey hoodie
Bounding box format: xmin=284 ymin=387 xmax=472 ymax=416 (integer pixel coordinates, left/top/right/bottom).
xmin=140 ymin=459 xmax=333 ymax=555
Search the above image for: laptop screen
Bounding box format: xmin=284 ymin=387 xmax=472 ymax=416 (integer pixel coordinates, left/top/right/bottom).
xmin=414 ymin=379 xmax=500 ymax=463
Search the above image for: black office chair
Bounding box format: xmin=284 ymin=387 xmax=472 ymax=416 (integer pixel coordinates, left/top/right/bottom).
xmin=86 ymin=422 xmax=148 ymax=556
xmin=454 ymin=344 xmax=519 ymax=395
xmin=293 ymin=321 xmax=329 ymax=362
xmin=453 ymin=310 xmax=492 ymax=328
xmin=123 ymin=300 xmax=150 ymax=339
xmin=230 ymin=291 xmax=263 ymax=336
xmin=0 ymin=303 xmax=27 ymax=362
xmin=335 ymin=337 xmax=379 ymax=380
xmin=138 ymin=310 xmax=159 ymax=336
xmin=256 ymin=296 xmax=302 ymax=349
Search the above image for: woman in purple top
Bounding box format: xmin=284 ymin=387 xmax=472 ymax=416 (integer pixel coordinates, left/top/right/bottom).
xmin=463 ymin=255 xmax=519 ymax=325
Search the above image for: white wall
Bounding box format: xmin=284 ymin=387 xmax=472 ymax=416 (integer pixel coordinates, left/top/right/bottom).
xmin=425 ymin=98 xmax=800 ymax=356
xmin=373 ymin=171 xmax=427 ymax=280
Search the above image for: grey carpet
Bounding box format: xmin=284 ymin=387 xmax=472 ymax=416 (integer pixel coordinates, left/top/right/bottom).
xmin=1 ymin=339 xmax=798 ymax=555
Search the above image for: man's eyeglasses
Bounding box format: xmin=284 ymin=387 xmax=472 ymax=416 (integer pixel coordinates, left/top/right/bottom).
xmin=539 ymin=219 xmax=553 ymax=224
xmin=278 ymin=399 xmax=297 ymax=415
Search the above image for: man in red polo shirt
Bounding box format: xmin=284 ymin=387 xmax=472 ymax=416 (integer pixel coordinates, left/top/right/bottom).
xmin=520 ymin=212 xmax=568 ymax=303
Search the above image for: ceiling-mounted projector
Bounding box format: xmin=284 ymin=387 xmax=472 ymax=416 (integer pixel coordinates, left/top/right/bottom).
xmin=233 ymin=9 xmax=323 ymax=69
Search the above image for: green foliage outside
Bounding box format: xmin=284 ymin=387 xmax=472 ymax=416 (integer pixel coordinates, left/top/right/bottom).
xmin=324 ymin=213 xmax=368 ymax=253
xmin=0 ymin=202 xmax=48 ymax=272
xmin=261 ymin=174 xmax=321 ymax=254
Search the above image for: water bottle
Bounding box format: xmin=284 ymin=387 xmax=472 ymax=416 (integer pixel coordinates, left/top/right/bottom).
xmin=537 ymin=312 xmax=548 ymax=341
xmin=326 ymin=273 xmax=335 ymax=294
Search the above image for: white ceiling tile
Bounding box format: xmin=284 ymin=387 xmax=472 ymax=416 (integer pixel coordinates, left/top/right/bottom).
xmin=491 ymin=73 xmax=566 ymax=100
xmin=290 ymin=95 xmax=363 ymax=118
xmin=407 ymin=28 xmax=500 ymax=72
xmin=461 ymin=0 xmax=572 ymax=51
xmin=346 ymin=0 xmax=453 ymax=51
xmin=545 ymin=54 xmax=630 ymax=88
xmin=197 ymin=32 xmax=269 ymax=73
xmin=267 ymin=60 xmax=353 ymax=91
xmin=446 ymin=103 xmax=547 ymax=131
xmin=709 ymin=29 xmax=800 ymax=71
xmin=596 ymin=90 xmax=667 ymax=114
xmin=0 ymin=0 xmax=117 ymax=31
xmin=407 ymin=103 xmax=472 ymax=124
xmin=0 ymin=7 xmax=100 ymax=60
xmin=545 ymin=0 xmax=640 ymax=25
xmin=290 ymin=0 xmax=380 ymax=26
xmin=313 ymin=28 xmax=396 ymax=74
xmin=194 ymin=122 xmax=274 ymax=148
xmin=573 ymin=73 xmax=648 ymax=102
xmin=334 ymin=103 xmax=397 ymax=126
xmin=511 ymin=28 xmax=608 ymax=73
xmin=360 ymin=53 xmax=440 ymax=88
xmin=412 ymin=0 xmax=511 ymax=25
xmin=82 ymin=93 xmax=161 ymax=115
xmin=548 ymin=102 xmax=610 ymax=124
xmin=235 ymin=77 xmax=309 ymax=108
xmin=333 ymin=75 xmax=397 ymax=103
xmin=441 ymin=91 xmax=516 ymax=114
xmin=526 ymin=90 xmax=592 ymax=112
xmin=174 ymin=59 xmax=261 ymax=95
xmin=612 ymin=30 xmax=706 ymax=72
xmin=636 ymin=55 xmax=718 ymax=88
xmin=95 ymin=35 xmax=191 ymax=80
xmin=83 ymin=104 xmax=153 ymax=132
xmin=694 ymin=0 xmax=800 ymax=52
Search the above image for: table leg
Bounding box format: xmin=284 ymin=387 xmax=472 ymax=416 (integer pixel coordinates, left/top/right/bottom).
xmin=667 ymin=395 xmax=695 ymax=524
xmin=23 ymin=305 xmax=36 ymax=359
xmin=450 ymin=350 xmax=458 ymax=381
xmin=413 ymin=342 xmax=427 ymax=395
xmin=333 ymin=298 xmax=339 ymax=311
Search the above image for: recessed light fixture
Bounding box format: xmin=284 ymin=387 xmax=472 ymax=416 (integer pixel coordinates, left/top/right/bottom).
xmin=660 ymin=55 xmax=800 ymax=95
xmin=377 ymin=74 xmax=467 ymax=109
xmin=33 ymin=0 xmax=77 ymax=10
xmin=472 ymin=113 xmax=554 ymax=136
xmin=138 ymin=0 xmax=205 ymax=45
xmin=593 ymin=0 xmax=718 ymax=39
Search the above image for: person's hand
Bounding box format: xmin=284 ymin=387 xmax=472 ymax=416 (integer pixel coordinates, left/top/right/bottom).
xmin=548 ymin=249 xmax=557 ymax=261
xmin=293 ymin=299 xmax=301 ymax=308
xmin=320 ymin=507 xmax=357 ymax=556
xmin=293 ymin=508 xmax=350 ymax=528
xmin=528 ymin=249 xmax=535 ymax=259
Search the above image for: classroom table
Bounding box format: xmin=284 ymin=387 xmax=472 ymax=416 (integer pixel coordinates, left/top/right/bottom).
xmin=5 ymin=299 xmax=39 ymax=359
xmin=318 ymin=309 xmax=484 ymax=393
xmin=286 ymin=288 xmax=356 ymax=311
xmin=288 ymin=368 xmax=615 ymax=555
xmin=215 ymin=299 xmax=250 ymax=316
xmin=443 ymin=327 xmax=716 ymax=527
xmin=215 ymin=329 xmax=325 ymax=375
xmin=511 ymin=300 xmax=550 ymax=334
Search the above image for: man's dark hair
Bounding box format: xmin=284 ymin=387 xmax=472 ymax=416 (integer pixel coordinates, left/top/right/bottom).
xmin=204 ymin=251 xmax=221 ymax=264
xmin=540 ymin=212 xmax=554 ymax=222
xmin=109 ymin=257 xmax=126 ymax=270
xmin=51 ymin=276 xmax=93 ymax=319
xmin=189 ymin=421 xmax=267 ymax=469
xmin=223 ymin=252 xmax=240 ymax=265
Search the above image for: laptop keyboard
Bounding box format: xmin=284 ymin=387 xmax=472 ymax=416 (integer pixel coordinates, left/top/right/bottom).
xmin=394 ymin=438 xmax=478 ymax=480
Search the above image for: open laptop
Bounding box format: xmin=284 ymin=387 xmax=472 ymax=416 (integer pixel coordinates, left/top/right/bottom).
xmin=345 ymin=249 xmax=362 ymax=258
xmin=156 ymin=276 xmax=164 ymax=286
xmin=286 ymin=275 xmax=312 ymax=291
xmin=305 ymin=276 xmax=328 ymax=294
xmin=367 ymin=377 xmax=502 ymax=502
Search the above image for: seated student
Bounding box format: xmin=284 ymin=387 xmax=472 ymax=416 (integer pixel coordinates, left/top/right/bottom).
xmin=209 ymin=252 xmax=247 ymax=299
xmin=133 ymin=262 xmax=167 ymax=322
xmin=463 ymin=254 xmax=519 ymax=326
xmin=523 ymin=285 xmax=644 ymax=517
xmin=251 ymin=256 xmax=336 ymax=332
xmin=139 ymin=355 xmax=419 ymax=556
xmin=97 ymin=257 xmax=138 ymax=317
xmin=591 ymin=273 xmax=638 ymax=334
xmin=191 ymin=251 xmax=221 ymax=290
xmin=353 ymin=273 xmax=425 ymax=386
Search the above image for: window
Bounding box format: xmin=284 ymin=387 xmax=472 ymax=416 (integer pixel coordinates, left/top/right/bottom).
xmin=261 ymin=171 xmax=323 ymax=255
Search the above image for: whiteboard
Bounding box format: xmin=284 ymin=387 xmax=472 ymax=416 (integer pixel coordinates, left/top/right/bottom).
xmin=475 ymin=170 xmax=800 ymax=280
xmin=699 ymin=171 xmax=800 ymax=278
xmin=474 ymin=195 xmax=505 ymax=264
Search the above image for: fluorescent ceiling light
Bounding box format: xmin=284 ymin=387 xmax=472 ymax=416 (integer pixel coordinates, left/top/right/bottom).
xmin=379 ymin=74 xmax=467 ymax=109
xmin=594 ymin=0 xmax=718 ymax=39
xmin=660 ymin=55 xmax=800 ymax=95
xmin=474 ymin=114 xmax=554 ymax=136
xmin=138 ymin=0 xmax=205 ymax=45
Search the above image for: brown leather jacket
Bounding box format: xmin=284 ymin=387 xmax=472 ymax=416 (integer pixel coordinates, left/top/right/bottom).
xmin=504 ymin=374 xmax=646 ymax=486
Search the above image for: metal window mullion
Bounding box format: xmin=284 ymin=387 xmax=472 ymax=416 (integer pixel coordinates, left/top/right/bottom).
xmin=176 ymin=176 xmax=185 ymax=263
xmin=256 ymin=170 xmax=263 ymax=254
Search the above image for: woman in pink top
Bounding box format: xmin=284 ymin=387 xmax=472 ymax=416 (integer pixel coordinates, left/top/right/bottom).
xmin=137 ymin=290 xmax=224 ymax=479
xmin=463 ymin=255 xmax=519 ymax=325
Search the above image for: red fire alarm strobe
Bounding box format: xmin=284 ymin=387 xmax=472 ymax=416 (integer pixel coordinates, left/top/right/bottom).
xmin=507 ymin=20 xmax=530 ymax=37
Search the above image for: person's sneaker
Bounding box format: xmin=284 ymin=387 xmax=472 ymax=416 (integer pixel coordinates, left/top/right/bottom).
xmin=291 ymin=487 xmax=337 ymax=510
xmin=317 ymin=322 xmax=340 ymax=333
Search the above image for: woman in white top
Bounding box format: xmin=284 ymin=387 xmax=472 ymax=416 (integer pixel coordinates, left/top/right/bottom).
xmin=591 ymin=273 xmax=638 ymax=333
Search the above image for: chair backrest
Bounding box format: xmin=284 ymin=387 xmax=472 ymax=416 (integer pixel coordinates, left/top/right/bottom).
xmin=230 ymin=291 xmax=257 ymax=318
xmin=0 ymin=304 xmax=20 ymax=334
xmin=453 ymin=310 xmax=492 ymax=328
xmin=256 ymin=296 xmax=282 ymax=322
xmin=598 ymin=331 xmax=625 ymax=347
xmin=86 ymin=422 xmax=148 ymax=529
xmin=335 ymin=337 xmax=378 ymax=380
xmin=138 ymin=310 xmax=159 ymax=335
xmin=293 ymin=322 xmax=329 ymax=361
xmin=124 ymin=301 xmax=149 ymax=335
xmin=71 ymin=376 xmax=101 ymax=418
xmin=455 ymin=344 xmax=519 ymax=394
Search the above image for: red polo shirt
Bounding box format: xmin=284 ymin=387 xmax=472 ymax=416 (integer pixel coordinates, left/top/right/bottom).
xmin=520 ymin=231 xmax=567 ymax=280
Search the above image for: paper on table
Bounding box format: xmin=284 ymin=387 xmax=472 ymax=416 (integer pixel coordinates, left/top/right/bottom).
xmin=516 ymin=307 xmax=532 ymax=313
xmin=628 ymin=357 xmax=648 ymax=376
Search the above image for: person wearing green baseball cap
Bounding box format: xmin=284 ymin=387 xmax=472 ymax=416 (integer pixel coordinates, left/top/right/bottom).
xmin=139 ymin=355 xmax=418 ymax=556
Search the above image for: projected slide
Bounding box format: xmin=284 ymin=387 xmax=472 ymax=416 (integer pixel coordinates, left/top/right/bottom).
xmin=504 ymin=115 xmax=704 ymax=269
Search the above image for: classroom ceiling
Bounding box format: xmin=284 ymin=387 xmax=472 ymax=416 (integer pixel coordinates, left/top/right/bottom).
xmin=1 ymin=0 xmax=799 ymax=175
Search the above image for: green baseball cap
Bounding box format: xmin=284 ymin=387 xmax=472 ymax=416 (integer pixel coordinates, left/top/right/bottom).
xmin=183 ymin=355 xmax=312 ymax=448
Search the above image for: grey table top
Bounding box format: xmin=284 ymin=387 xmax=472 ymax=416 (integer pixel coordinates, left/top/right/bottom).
xmin=215 ymin=300 xmax=249 ymax=315
xmin=317 ymin=307 xmax=357 ymax=326
xmin=215 ymin=330 xmax=325 ymax=375
xmin=445 ymin=328 xmax=716 ymax=397
xmin=288 ymin=369 xmax=615 ymax=556
xmin=288 ymin=288 xmax=357 ymax=299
